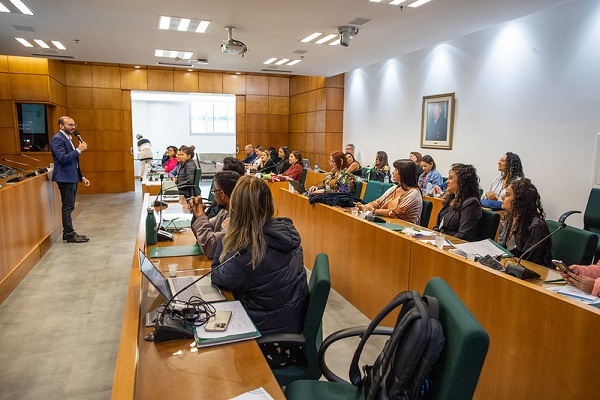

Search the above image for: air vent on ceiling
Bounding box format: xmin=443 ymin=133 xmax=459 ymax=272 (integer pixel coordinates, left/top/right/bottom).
xmin=293 ymin=50 xmax=308 ymax=55
xmin=156 ymin=62 xmax=195 ymax=68
xmin=261 ymin=68 xmax=292 ymax=74
xmin=31 ymin=53 xmax=75 ymax=59
xmin=13 ymin=25 xmax=35 ymax=32
xmin=348 ymin=17 xmax=371 ymax=25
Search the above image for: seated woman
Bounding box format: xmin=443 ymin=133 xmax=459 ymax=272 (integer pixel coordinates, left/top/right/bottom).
xmin=308 ymin=151 xmax=355 ymax=195
xmin=276 ymin=146 xmax=291 ymax=175
xmin=162 ymin=145 xmax=178 ymax=175
xmin=498 ymin=178 xmax=552 ymax=267
xmin=174 ymin=145 xmax=197 ymax=199
xmin=257 ymin=150 xmax=277 ymax=174
xmin=211 ymin=175 xmax=309 ymax=335
xmin=358 ymin=159 xmax=422 ymax=224
xmin=409 ymin=151 xmax=423 ymax=178
xmin=369 ymin=151 xmax=389 ymax=182
xmin=418 ymin=155 xmax=443 ymax=194
xmin=481 ymin=152 xmax=524 ymax=210
xmin=280 ymin=150 xmax=304 ymax=181
xmin=433 ymin=163 xmax=482 ymax=241
xmin=249 ymin=145 xmax=265 ymax=171
xmin=557 ymin=259 xmax=600 ymax=297
xmin=345 ymin=152 xmax=362 ymax=177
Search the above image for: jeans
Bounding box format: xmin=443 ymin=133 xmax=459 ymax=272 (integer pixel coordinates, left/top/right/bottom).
xmin=57 ymin=182 xmax=78 ymax=238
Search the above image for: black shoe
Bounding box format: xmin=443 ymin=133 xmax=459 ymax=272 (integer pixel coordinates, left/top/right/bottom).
xmin=63 ymin=233 xmax=88 ymax=240
xmin=66 ymin=235 xmax=89 ymax=243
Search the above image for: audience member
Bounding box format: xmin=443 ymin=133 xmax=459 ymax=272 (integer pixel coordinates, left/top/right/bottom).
xmin=162 ymin=145 xmax=178 ymax=175
xmin=418 ymin=155 xmax=444 ymax=193
xmin=211 ymin=175 xmax=309 ymax=335
xmin=136 ymin=134 xmax=153 ymax=181
xmin=174 ymin=145 xmax=197 ymax=199
xmin=345 ymin=152 xmax=362 ymax=177
xmin=308 ymin=151 xmax=355 ymax=195
xmin=433 ymin=163 xmax=482 ymax=241
xmin=276 ymin=146 xmax=291 ymax=174
xmin=481 ymin=152 xmax=524 ymax=209
xmin=498 ymin=178 xmax=552 ymax=267
xmin=281 ymin=151 xmax=304 ymax=181
xmin=344 ymin=143 xmax=355 ymax=155
xmin=188 ymin=171 xmax=240 ymax=259
xmin=557 ymin=259 xmax=600 ymax=297
xmin=369 ymin=151 xmax=389 ymax=181
xmin=251 ymin=145 xmax=265 ymax=170
xmin=269 ymin=146 xmax=280 ymax=164
xmin=242 ymin=144 xmax=257 ymax=164
xmin=257 ymin=150 xmax=277 ymax=174
xmin=358 ymin=159 xmax=422 ymax=224
xmin=409 ymin=151 xmax=423 ymax=177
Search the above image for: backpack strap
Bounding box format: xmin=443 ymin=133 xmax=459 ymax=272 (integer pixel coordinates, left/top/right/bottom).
xmin=349 ymin=290 xmax=421 ymax=386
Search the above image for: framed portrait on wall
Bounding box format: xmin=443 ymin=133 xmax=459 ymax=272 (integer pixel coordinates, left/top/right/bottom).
xmin=420 ymin=92 xmax=455 ymax=150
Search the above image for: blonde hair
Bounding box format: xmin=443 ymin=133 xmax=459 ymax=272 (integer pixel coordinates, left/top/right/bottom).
xmin=219 ymin=175 xmax=276 ymax=268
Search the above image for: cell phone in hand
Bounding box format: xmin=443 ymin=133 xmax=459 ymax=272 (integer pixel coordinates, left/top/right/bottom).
xmin=205 ymin=310 xmax=232 ymax=332
xmin=551 ymin=259 xmax=570 ymax=273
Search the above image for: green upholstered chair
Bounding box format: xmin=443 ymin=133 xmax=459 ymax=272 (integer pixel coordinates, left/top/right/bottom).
xmin=421 ymin=199 xmax=433 ymax=228
xmin=583 ymin=188 xmax=600 ymax=260
xmin=353 ymin=180 xmax=364 ymax=201
xmin=285 ymin=277 xmax=489 ymax=400
xmin=475 ymin=209 xmax=500 ymax=241
xmin=547 ymin=219 xmax=598 ymax=266
xmin=360 ymin=167 xmax=371 ymax=181
xmin=193 ymin=167 xmax=202 ymax=196
xmin=257 ymin=253 xmax=331 ymax=387
xmin=361 ymin=181 xmax=385 ymax=203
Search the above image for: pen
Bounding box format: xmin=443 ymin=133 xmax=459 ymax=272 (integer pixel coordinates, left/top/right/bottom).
xmin=544 ymin=278 xmax=566 ymax=283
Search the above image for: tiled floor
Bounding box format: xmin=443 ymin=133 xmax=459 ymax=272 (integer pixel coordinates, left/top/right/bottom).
xmin=0 ymin=180 xmax=384 ymax=399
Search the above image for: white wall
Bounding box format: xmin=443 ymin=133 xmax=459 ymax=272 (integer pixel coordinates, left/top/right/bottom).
xmin=344 ymin=0 xmax=600 ymax=227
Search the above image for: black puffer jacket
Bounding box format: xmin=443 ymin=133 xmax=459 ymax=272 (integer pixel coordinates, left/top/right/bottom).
xmin=211 ymin=218 xmax=308 ymax=335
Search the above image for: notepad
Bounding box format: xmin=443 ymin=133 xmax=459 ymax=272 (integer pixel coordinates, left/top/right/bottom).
xmin=150 ymin=244 xmax=203 ymax=258
xmin=375 ymin=222 xmax=405 ymax=231
xmin=194 ymin=300 xmax=261 ymax=347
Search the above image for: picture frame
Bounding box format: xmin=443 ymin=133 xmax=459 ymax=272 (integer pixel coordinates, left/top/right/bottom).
xmin=420 ymin=92 xmax=455 ymax=150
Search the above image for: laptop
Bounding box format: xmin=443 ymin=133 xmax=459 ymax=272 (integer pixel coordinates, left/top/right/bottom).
xmin=302 ymin=159 xmax=310 ymax=168
xmin=138 ymin=248 xmax=226 ymax=303
xmin=288 ymin=180 xmax=308 ymax=196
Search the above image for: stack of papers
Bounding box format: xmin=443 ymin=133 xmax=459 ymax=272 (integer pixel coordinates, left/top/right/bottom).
xmin=547 ymin=285 xmax=600 ymax=305
xmin=453 ymin=239 xmax=511 ymax=258
xmin=402 ymin=227 xmax=435 ymax=238
xmin=194 ymin=301 xmax=260 ymax=347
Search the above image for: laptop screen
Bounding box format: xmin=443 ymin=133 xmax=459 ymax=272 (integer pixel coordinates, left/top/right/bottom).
xmin=138 ymin=249 xmax=171 ymax=300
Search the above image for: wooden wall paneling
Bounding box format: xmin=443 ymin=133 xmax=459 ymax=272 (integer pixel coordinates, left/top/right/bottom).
xmin=93 ymin=131 xmax=126 ymax=152
xmin=222 ymin=74 xmax=246 ymax=95
xmin=305 ymin=90 xmax=316 ymax=112
xmin=0 ymin=189 xmax=7 ymax=280
xmin=268 ymin=114 xmax=288 ymax=134
xmin=246 ymin=75 xmax=269 ymax=95
xmin=120 ymin=68 xmax=148 ymax=91
xmin=306 ymin=111 xmax=316 ymax=133
xmin=67 ymin=87 xmax=93 ymax=108
xmin=268 ymin=133 xmax=288 ymax=149
xmin=312 ymin=132 xmax=325 ymax=155
xmin=246 ymin=113 xmax=268 ymax=133
xmin=174 ymin=71 xmax=199 ymax=92
xmin=315 ymin=88 xmax=326 ymax=111
xmin=268 ymin=77 xmax=289 ymax=97
xmin=96 ymin=151 xmax=125 ymax=171
xmin=122 ymin=110 xmax=132 ymax=133
xmin=0 ymin=73 xmax=11 ymax=99
xmin=93 ymin=88 xmax=122 ymax=109
xmin=289 ymin=114 xmax=305 ymax=133
xmin=93 ymin=109 xmax=123 ymax=131
xmin=0 ymin=56 xmax=8 ymax=72
xmin=325 ymin=132 xmax=343 ymax=154
xmin=121 ymin=90 xmax=131 ymax=110
xmin=245 ymin=95 xmax=268 ymax=114
xmin=315 ymin=110 xmax=326 ymax=133
xmin=198 ymin=72 xmax=223 ymax=93
xmin=326 ymin=74 xmax=344 ymax=88
xmin=147 ymin=69 xmax=174 ymax=91
xmin=79 ymin=151 xmax=98 ymax=173
xmin=0 ymin=128 xmax=18 ymax=154
xmin=0 ymin=100 xmax=14 ymax=127
xmin=7 ymin=56 xmax=48 ymax=74
xmin=67 ymin=108 xmax=95 ymax=130
xmin=326 ymin=87 xmax=344 ymax=110
xmin=325 ymin=110 xmax=343 ymax=132
xmin=65 ymin=63 xmax=93 ymax=87
xmin=9 ymin=74 xmax=49 ymax=101
xmin=268 ymin=96 xmax=288 ymax=114
xmin=49 ymin=78 xmax=67 ymax=106
xmin=48 ymin=60 xmax=66 ymax=86
xmin=289 ymin=93 xmax=302 ymax=114
xmin=92 ymin=66 xmax=121 ymax=88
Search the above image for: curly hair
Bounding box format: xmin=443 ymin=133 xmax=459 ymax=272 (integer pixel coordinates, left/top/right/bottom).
xmin=504 ymin=178 xmax=546 ymax=250
xmin=502 ymin=152 xmax=524 ymax=185
xmin=442 ymin=163 xmax=480 ymax=209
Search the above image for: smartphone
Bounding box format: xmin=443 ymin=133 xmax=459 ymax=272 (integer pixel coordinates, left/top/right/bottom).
xmin=551 ymin=259 xmax=570 ymax=273
xmin=205 ymin=310 xmax=232 ymax=332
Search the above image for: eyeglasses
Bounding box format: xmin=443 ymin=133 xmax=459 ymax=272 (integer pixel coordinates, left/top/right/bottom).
xmin=65 ymin=123 xmax=77 ymax=127
xmin=210 ymin=189 xmax=223 ymax=195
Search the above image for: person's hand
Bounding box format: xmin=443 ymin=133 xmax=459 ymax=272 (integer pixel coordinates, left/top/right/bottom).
xmin=172 ymin=177 xmax=177 ymax=183
xmin=359 ymin=204 xmax=373 ymax=212
xmin=485 ymin=191 xmax=497 ymax=200
xmin=566 ymin=271 xmax=596 ymax=294
xmin=187 ymin=196 xmax=205 ymax=218
xmin=82 ymin=177 xmax=90 ymax=187
xmin=432 ymin=186 xmax=443 ymax=196
xmin=308 ymin=185 xmax=317 ymax=193
xmin=78 ymin=141 xmax=88 ymax=152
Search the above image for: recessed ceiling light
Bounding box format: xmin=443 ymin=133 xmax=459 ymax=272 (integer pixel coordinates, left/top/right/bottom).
xmin=301 ymin=32 xmax=322 ymax=43
xmin=187 ymin=69 xmax=193 ymax=72
xmin=369 ymin=0 xmax=383 ymax=2
xmin=275 ymin=58 xmax=290 ymax=65
xmin=15 ymin=37 xmax=32 ymax=47
xmin=158 ymin=15 xmax=211 ymax=33
xmin=329 ymin=38 xmax=341 ymax=46
xmin=177 ymin=18 xmax=191 ymax=31
xmin=51 ymin=40 xmax=66 ymax=50
xmin=315 ymin=34 xmax=337 ymax=44
xmin=159 ymin=16 xmax=171 ymax=30
xmin=10 ymin=0 xmax=33 ymax=15
xmin=263 ymin=58 xmax=277 ymax=65
xmin=196 ymin=20 xmax=210 ymax=33
xmin=134 ymin=65 xmax=141 ymax=69
xmin=235 ymin=72 xmax=241 ymax=75
xmin=154 ymin=49 xmax=194 ymax=59
xmin=0 ymin=3 xmax=10 ymax=12
xmin=389 ymin=0 xmax=406 ymax=4
xmin=286 ymin=60 xmax=302 ymax=66
xmin=33 ymin=39 xmax=49 ymax=49
xmin=408 ymin=0 xmax=431 ymax=7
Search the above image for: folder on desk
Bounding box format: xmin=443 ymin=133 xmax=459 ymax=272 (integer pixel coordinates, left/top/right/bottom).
xmin=194 ymin=300 xmax=261 ymax=348
xmin=150 ymin=244 xmax=203 ymax=258
xmin=375 ymin=222 xmax=405 ymax=231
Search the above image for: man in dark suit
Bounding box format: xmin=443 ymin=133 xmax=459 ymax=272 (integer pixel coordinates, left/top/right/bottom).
xmin=426 ymin=102 xmax=448 ymax=141
xmin=50 ymin=116 xmax=90 ymax=243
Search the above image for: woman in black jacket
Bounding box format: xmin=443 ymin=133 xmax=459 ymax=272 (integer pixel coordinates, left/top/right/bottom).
xmin=434 ymin=163 xmax=482 ymax=241
xmin=211 ymin=175 xmax=308 ymax=335
xmin=174 ymin=145 xmax=197 ymax=199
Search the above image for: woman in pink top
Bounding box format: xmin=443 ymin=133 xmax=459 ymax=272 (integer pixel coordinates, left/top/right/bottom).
xmin=163 ymin=145 xmax=178 ymax=174
xmin=557 ymin=259 xmax=600 ymax=296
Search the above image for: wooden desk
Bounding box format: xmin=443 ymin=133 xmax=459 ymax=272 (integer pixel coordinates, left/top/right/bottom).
xmin=304 ymin=170 xmax=328 ymax=188
xmin=141 ymin=177 xmax=161 ymax=198
xmin=423 ymin=195 xmax=443 ymax=229
xmin=277 ymin=188 xmax=600 ymax=399
xmin=112 ymin=195 xmax=285 ymax=400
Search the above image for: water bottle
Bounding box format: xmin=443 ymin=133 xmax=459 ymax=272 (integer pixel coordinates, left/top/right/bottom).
xmin=145 ymin=207 xmax=157 ymax=245
xmin=314 ymin=164 xmax=319 ymax=171
xmin=426 ymin=182 xmax=433 ymax=195
xmin=383 ymin=171 xmax=390 ymax=184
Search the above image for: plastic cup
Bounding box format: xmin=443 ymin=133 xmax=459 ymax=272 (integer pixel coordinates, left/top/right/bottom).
xmin=351 ymin=207 xmax=359 ymax=217
xmin=434 ymin=233 xmax=445 ymax=249
xmin=467 ymin=253 xmax=476 ymax=262
xmin=168 ymin=263 xmax=178 ymax=277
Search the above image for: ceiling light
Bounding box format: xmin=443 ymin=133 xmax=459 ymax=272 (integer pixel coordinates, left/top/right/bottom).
xmin=155 ymin=49 xmax=194 ymax=59
xmin=51 ymin=40 xmax=66 ymax=50
xmin=10 ymin=0 xmax=33 ymax=15
xmin=408 ymin=0 xmax=431 ymax=7
xmin=275 ymin=58 xmax=290 ymax=65
xmin=369 ymin=0 xmax=383 ymax=2
xmin=196 ymin=20 xmax=210 ymax=33
xmin=301 ymin=32 xmax=322 ymax=43
xmin=159 ymin=15 xmax=211 ymax=33
xmin=263 ymin=58 xmax=277 ymax=65
xmin=286 ymin=60 xmax=302 ymax=66
xmin=177 ymin=18 xmax=191 ymax=31
xmin=159 ymin=16 xmax=170 ymax=29
xmin=15 ymin=37 xmax=33 ymax=47
xmin=134 ymin=66 xmax=141 ymax=69
xmin=187 ymin=69 xmax=193 ymax=72
xmin=33 ymin=39 xmax=49 ymax=49
xmin=315 ymin=34 xmax=337 ymax=44
xmin=0 ymin=3 xmax=10 ymax=12
xmin=389 ymin=0 xmax=406 ymax=4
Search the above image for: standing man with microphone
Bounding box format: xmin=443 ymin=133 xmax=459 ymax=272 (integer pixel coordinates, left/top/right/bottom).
xmin=50 ymin=116 xmax=90 ymax=243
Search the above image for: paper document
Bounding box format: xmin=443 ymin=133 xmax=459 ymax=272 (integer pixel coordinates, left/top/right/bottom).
xmin=230 ymin=387 xmax=274 ymax=400
xmin=402 ymin=227 xmax=435 ymax=238
xmin=453 ymin=239 xmax=509 ymax=258
xmin=547 ymin=285 xmax=600 ymax=304
xmin=195 ymin=300 xmax=260 ymax=347
xmin=421 ymin=239 xmax=453 ymax=248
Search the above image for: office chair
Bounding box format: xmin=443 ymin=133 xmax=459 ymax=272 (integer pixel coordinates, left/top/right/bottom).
xmin=353 ymin=180 xmax=364 ymax=201
xmin=285 ymin=277 xmax=489 ymax=400
xmin=476 ymin=209 xmax=501 ymax=241
xmin=193 ymin=167 xmax=202 ymax=196
xmin=361 ymin=181 xmax=385 ymax=203
xmin=421 ymin=199 xmax=433 ymax=228
xmin=300 ymin=168 xmax=308 ymax=185
xmin=257 ymin=253 xmax=331 ymax=387
xmin=547 ymin=219 xmax=598 ymax=266
xmin=583 ymin=188 xmax=600 ymax=261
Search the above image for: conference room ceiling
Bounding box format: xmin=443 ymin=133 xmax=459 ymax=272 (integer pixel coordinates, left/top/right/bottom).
xmin=0 ymin=0 xmax=572 ymax=77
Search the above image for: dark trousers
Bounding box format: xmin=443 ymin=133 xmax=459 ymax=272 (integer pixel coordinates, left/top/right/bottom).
xmin=57 ymin=182 xmax=78 ymax=238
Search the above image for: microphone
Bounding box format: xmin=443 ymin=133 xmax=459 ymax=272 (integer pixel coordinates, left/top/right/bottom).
xmin=152 ymin=174 xmax=175 ymax=242
xmin=73 ymin=130 xmax=85 ymax=143
xmin=2 ymin=158 xmax=37 ymax=177
xmin=0 ymin=163 xmax=22 ymax=182
xmin=20 ymin=153 xmax=48 ymax=173
xmin=147 ymin=250 xmax=243 ymax=342
xmin=505 ymin=210 xmax=581 ymax=280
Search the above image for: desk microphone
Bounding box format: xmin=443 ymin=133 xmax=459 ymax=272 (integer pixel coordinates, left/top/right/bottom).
xmin=147 ymin=250 xmax=243 ymax=342
xmin=0 ymin=163 xmax=22 ymax=182
xmin=20 ymin=153 xmax=49 ymax=173
xmin=505 ymin=210 xmax=580 ymax=280
xmin=2 ymin=158 xmax=38 ymax=177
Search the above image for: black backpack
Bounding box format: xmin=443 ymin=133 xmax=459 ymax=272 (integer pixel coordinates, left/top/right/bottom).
xmin=349 ymin=291 xmax=445 ymax=400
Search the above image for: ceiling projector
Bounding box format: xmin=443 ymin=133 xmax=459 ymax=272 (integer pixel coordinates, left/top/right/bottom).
xmin=221 ymin=26 xmax=248 ymax=56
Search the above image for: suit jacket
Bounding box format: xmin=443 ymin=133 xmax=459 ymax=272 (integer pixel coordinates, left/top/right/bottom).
xmin=50 ymin=131 xmax=82 ymax=183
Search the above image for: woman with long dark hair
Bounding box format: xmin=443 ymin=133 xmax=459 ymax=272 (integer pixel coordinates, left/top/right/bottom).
xmin=418 ymin=155 xmax=443 ymax=193
xmin=276 ymin=146 xmax=291 ymax=174
xmin=211 ymin=175 xmax=308 ymax=334
xmin=481 ymin=152 xmax=524 ymax=209
xmin=174 ymin=145 xmax=197 ymax=199
xmin=498 ymin=178 xmax=551 ymax=267
xmin=370 ymin=151 xmax=389 ymax=181
xmin=162 ymin=145 xmax=178 ymax=177
xmin=433 ymin=163 xmax=482 ymax=241
xmin=281 ymin=150 xmax=304 ymax=181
